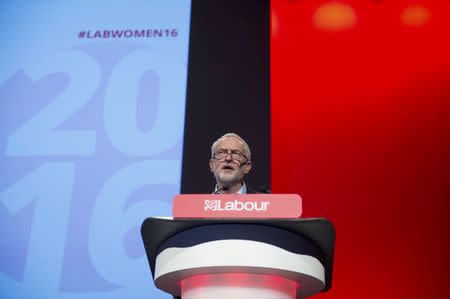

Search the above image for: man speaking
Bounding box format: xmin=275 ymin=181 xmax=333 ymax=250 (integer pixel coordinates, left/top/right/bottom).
xmin=210 ymin=133 xmax=263 ymax=194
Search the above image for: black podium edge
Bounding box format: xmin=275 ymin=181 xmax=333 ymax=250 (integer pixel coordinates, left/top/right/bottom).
xmin=141 ymin=218 xmax=335 ymax=292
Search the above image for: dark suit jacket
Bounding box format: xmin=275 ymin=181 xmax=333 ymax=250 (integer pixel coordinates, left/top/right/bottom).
xmin=212 ymin=184 xmax=271 ymax=194
xmin=246 ymin=185 xmax=271 ymax=194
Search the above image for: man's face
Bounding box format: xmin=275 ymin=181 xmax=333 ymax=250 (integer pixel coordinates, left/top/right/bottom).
xmin=209 ymin=137 xmax=252 ymax=187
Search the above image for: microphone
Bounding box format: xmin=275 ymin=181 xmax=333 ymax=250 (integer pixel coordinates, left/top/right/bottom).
xmin=213 ymin=186 xmax=229 ymax=194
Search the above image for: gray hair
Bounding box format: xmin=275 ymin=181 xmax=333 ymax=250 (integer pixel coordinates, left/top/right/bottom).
xmin=211 ymin=133 xmax=251 ymax=161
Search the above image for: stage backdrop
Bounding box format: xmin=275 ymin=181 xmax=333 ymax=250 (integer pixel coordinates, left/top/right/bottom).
xmin=272 ymin=1 xmax=450 ymax=299
xmin=0 ymin=1 xmax=271 ymax=299
xmin=0 ymin=1 xmax=191 ymax=299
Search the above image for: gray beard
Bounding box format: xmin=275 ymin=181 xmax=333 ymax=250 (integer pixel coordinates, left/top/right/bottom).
xmin=216 ymin=170 xmax=243 ymax=188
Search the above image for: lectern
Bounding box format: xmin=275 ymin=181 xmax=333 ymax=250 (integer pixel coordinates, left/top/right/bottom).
xmin=141 ymin=194 xmax=335 ymax=299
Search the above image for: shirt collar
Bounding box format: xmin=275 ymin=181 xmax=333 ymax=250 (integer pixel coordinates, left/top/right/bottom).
xmin=214 ymin=182 xmax=247 ymax=194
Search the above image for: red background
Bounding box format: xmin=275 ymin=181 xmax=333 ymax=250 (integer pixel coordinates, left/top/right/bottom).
xmin=271 ymin=1 xmax=450 ymax=298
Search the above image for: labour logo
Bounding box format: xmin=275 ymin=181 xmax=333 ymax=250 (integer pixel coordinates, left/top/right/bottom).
xmin=204 ymin=200 xmax=218 ymax=211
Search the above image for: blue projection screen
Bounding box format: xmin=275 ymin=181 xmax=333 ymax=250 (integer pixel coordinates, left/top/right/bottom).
xmin=0 ymin=1 xmax=191 ymax=298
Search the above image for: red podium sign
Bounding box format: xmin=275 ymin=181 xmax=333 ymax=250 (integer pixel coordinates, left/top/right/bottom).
xmin=173 ymin=194 xmax=302 ymax=219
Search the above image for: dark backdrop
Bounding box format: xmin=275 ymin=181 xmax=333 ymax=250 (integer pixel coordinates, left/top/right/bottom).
xmin=181 ymin=0 xmax=271 ymax=194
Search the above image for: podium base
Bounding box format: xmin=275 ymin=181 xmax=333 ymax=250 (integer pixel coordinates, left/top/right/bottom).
xmin=181 ymin=273 xmax=298 ymax=299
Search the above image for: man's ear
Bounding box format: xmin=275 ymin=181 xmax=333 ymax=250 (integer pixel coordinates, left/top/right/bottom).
xmin=209 ymin=159 xmax=214 ymax=172
xmin=243 ymin=161 xmax=252 ymax=174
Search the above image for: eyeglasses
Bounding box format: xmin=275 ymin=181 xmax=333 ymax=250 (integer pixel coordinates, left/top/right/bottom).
xmin=213 ymin=149 xmax=248 ymax=162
